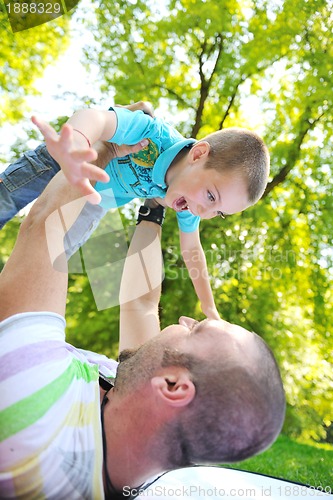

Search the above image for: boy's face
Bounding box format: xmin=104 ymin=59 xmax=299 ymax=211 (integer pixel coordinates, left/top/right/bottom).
xmin=164 ymin=162 xmax=251 ymax=219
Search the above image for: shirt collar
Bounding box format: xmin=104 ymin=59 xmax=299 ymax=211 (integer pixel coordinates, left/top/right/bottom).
xmin=152 ymin=139 xmax=196 ymax=188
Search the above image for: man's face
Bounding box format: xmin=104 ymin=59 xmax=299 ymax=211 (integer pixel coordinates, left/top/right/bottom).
xmin=119 ymin=317 xmax=254 ymax=368
xmin=159 ymin=317 xmax=253 ymax=359
xmin=164 ymin=163 xmax=251 ymax=219
xmin=115 ymin=318 xmax=258 ymax=394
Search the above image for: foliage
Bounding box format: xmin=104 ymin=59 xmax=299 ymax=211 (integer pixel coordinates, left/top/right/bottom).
xmin=65 ymin=273 xmax=120 ymax=359
xmin=0 ymin=7 xmax=70 ymax=124
xmin=84 ymin=0 xmax=332 ymax=137
xmin=0 ymin=218 xmax=21 ymax=271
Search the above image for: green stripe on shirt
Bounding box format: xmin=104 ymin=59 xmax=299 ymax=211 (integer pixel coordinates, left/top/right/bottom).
xmin=0 ymin=358 xmax=99 ymax=442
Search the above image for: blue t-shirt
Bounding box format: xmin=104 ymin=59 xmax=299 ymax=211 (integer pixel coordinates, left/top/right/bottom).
xmin=94 ymin=107 xmax=200 ymax=233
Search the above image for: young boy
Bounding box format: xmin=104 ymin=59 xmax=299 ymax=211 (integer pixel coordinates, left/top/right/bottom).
xmin=1 ymin=105 xmax=269 ymax=319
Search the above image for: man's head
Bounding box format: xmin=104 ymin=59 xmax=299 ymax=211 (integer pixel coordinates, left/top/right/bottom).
xmin=164 ymin=128 xmax=269 ymax=220
xmin=115 ymin=318 xmax=285 ymax=466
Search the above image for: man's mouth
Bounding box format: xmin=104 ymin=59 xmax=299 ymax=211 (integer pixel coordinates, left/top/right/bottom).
xmin=172 ymin=196 xmax=189 ymax=212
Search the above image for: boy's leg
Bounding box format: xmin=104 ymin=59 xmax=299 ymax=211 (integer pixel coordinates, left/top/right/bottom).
xmin=0 ymin=144 xmax=60 ymax=228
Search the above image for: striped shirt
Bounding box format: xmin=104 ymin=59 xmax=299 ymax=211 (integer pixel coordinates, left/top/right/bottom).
xmin=0 ymin=312 xmax=118 ymax=499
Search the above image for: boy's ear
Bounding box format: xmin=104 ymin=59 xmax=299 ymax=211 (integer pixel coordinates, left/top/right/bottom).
xmin=151 ymin=368 xmax=195 ymax=408
xmin=189 ymin=141 xmax=210 ymax=163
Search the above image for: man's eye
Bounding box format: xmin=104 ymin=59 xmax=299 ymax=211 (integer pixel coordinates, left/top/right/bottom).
xmin=207 ymin=191 xmax=215 ymax=202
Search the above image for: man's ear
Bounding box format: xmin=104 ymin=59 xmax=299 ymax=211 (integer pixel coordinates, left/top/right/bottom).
xmin=189 ymin=141 xmax=210 ymax=163
xmin=151 ymin=369 xmax=195 ymax=408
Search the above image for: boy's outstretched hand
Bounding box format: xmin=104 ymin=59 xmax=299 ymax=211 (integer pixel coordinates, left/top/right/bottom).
xmin=31 ymin=115 xmax=149 ymax=204
xmin=32 ymin=116 xmax=107 ymax=204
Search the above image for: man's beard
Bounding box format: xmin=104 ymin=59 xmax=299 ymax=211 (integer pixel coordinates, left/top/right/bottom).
xmin=114 ymin=344 xmax=158 ymax=393
xmin=118 ymin=347 xmax=140 ymax=363
xmin=115 ymin=342 xmax=193 ymax=394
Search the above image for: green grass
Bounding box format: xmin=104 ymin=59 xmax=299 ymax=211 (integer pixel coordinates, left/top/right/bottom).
xmin=222 ymin=435 xmax=333 ymax=491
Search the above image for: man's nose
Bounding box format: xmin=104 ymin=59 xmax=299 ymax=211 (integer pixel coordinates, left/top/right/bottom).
xmin=179 ymin=316 xmax=198 ymax=329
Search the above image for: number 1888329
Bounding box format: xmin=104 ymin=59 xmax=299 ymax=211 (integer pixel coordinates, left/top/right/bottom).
xmin=6 ymin=3 xmax=62 ymax=14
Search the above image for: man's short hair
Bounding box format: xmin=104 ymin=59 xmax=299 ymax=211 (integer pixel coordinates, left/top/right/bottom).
xmin=161 ymin=331 xmax=285 ymax=466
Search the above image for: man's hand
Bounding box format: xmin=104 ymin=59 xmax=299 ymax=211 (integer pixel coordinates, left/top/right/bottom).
xmin=115 ymin=101 xmax=155 ymax=118
xmin=101 ymin=140 xmax=149 ymax=163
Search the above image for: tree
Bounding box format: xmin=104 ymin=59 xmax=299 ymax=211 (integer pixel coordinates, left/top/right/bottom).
xmin=0 ymin=9 xmax=70 ymax=123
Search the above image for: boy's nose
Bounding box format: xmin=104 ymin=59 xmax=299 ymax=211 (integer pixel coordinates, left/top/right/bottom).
xmin=198 ymin=205 xmax=214 ymax=219
xmin=197 ymin=204 xmax=207 ymax=217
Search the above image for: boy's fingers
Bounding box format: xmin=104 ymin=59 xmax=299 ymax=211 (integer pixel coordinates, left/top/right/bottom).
xmin=71 ymin=149 xmax=98 ymax=163
xmin=58 ymin=123 xmax=75 ymax=149
xmin=81 ymin=163 xmax=109 ymax=183
xmin=31 ymin=116 xmax=58 ymax=141
xmin=76 ymin=180 xmax=102 ymax=205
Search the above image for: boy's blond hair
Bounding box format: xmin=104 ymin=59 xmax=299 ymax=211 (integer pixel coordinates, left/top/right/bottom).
xmin=203 ymin=128 xmax=270 ymax=204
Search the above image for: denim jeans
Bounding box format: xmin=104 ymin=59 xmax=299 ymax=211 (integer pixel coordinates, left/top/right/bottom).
xmin=0 ymin=144 xmax=60 ymax=227
xmin=0 ymin=144 xmax=107 ymax=257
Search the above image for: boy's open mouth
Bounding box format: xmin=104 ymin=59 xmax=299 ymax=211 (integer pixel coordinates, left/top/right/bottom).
xmin=173 ymin=196 xmax=189 ymax=212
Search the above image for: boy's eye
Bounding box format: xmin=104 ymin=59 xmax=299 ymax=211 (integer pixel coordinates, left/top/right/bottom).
xmin=217 ymin=211 xmax=226 ymax=219
xmin=207 ymin=191 xmax=215 ymax=202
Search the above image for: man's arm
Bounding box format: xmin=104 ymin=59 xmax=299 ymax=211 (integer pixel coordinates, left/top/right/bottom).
xmin=0 ymin=171 xmax=85 ymax=321
xmin=180 ymin=229 xmax=220 ymax=320
xmin=119 ymin=209 xmax=163 ymax=352
xmin=0 ymin=142 xmax=151 ymax=323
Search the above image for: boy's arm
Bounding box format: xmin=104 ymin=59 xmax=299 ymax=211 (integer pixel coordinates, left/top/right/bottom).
xmin=32 ymin=101 xmax=153 ymax=202
xmin=180 ymin=229 xmax=220 ymax=320
xmin=119 ymin=205 xmax=163 ymax=352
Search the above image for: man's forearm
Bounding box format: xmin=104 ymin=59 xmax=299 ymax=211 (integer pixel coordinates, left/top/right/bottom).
xmin=92 ymin=141 xmax=117 ymax=170
xmin=0 ymin=171 xmax=87 ymax=321
xmin=119 ymin=221 xmax=162 ymax=352
xmin=0 ymin=131 xmax=151 ymax=322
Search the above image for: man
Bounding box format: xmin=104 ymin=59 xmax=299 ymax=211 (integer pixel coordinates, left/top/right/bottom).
xmin=0 ymin=138 xmax=285 ymax=499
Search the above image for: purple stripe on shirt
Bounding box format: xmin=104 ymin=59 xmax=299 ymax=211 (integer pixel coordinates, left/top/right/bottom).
xmin=0 ymin=341 xmax=65 ymax=382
